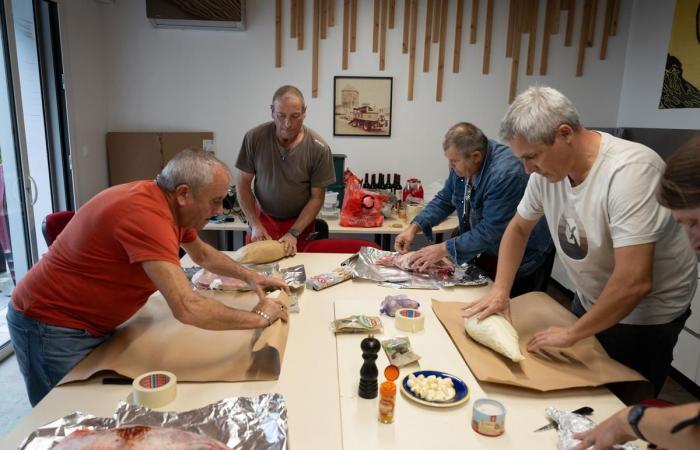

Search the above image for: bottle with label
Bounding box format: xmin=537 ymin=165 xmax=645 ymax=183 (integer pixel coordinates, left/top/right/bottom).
xmin=363 ymin=173 xmax=370 ymax=189
xmin=393 ymin=174 xmax=402 ymax=197
xmin=378 ymin=365 xmax=399 ymax=424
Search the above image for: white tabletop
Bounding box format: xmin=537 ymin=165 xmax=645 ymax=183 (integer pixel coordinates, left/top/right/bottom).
xmin=2 ymin=253 xmax=633 ymax=449
xmin=204 ymin=215 xmax=459 ymax=236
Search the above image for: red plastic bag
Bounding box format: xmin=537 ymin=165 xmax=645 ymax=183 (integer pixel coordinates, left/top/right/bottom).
xmin=340 ymin=170 xmax=387 ymax=228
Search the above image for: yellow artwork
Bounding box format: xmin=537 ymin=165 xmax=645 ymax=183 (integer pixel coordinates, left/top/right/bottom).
xmin=659 ymin=0 xmax=700 ymax=108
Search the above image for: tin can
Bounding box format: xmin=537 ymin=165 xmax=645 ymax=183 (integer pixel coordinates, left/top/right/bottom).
xmin=471 ymin=398 xmax=506 ymax=437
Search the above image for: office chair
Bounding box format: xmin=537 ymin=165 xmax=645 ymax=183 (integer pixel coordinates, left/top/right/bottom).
xmin=42 ymin=211 xmax=75 ymax=246
xmin=303 ymin=238 xmax=380 ymax=254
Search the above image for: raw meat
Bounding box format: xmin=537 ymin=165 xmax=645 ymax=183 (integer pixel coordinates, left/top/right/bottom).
xmin=376 ymin=252 xmax=455 ymax=280
xmin=192 ymin=268 xmax=248 ymax=290
xmin=53 ymin=426 xmax=231 ymax=449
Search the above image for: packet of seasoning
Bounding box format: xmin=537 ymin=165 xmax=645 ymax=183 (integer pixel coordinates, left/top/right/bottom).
xmin=381 ymin=337 xmax=421 ymax=367
xmin=379 ymin=294 xmax=421 ymax=317
xmin=307 ymin=267 xmax=353 ymax=291
xmin=331 ymin=315 xmax=383 ymax=334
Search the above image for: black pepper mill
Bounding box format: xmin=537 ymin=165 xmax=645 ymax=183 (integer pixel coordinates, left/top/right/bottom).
xmin=358 ymin=334 xmax=381 ymax=399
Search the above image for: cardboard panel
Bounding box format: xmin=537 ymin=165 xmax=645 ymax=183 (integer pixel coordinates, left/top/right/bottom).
xmin=106 ymin=132 xmax=161 ymax=186
xmin=160 ymin=132 xmax=214 ymax=163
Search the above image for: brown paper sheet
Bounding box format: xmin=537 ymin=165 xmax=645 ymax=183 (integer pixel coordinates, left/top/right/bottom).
xmin=432 ymin=292 xmax=647 ymax=391
xmin=60 ymin=291 xmax=290 ymax=384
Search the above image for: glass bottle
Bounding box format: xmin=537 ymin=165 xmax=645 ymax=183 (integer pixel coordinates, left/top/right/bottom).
xmin=363 ymin=173 xmax=370 ymax=189
xmin=370 ymin=174 xmax=377 ymax=189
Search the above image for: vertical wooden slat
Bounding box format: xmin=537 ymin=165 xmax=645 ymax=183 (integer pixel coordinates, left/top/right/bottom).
xmin=312 ymin=0 xmax=319 ymax=97
xmin=408 ymin=0 xmax=418 ymax=100
xmin=551 ymin=0 xmax=561 ymax=34
xmin=600 ymin=0 xmax=612 ymax=59
xmin=506 ymin=0 xmax=517 ymax=57
xmin=380 ymin=0 xmax=388 ymax=70
xmin=389 ymin=0 xmax=396 ymax=29
xmin=329 ymin=0 xmax=335 ymax=26
xmin=586 ymin=0 xmax=597 ymax=47
xmin=373 ymin=0 xmax=380 ymax=52
xmin=576 ymin=0 xmax=591 ymax=76
xmin=509 ymin=0 xmax=523 ymax=103
xmin=610 ymin=0 xmax=619 ymax=35
xmin=436 ymin=0 xmax=448 ymax=101
xmin=298 ymin=0 xmax=305 ymax=50
xmin=453 ymin=0 xmax=465 ymax=73
xmin=291 ymin=0 xmax=298 ymax=38
xmin=432 ymin=0 xmax=441 ymax=43
xmin=351 ymin=0 xmax=357 ymax=51
xmin=470 ymin=0 xmax=480 ymax=44
xmin=564 ymin=0 xmax=575 ymax=47
xmin=482 ymin=0 xmax=494 ymax=74
xmin=275 ymin=0 xmax=282 ymax=67
xmin=342 ymin=0 xmax=350 ymax=69
xmin=424 ymin=0 xmax=434 ymax=72
xmin=526 ymin=0 xmax=538 ymax=76
xmin=540 ymin=0 xmax=554 ymax=75
xmin=402 ymin=0 xmax=410 ymax=53
xmin=320 ymin=0 xmax=328 ymax=39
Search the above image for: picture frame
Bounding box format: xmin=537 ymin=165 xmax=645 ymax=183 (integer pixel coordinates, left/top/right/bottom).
xmin=333 ymin=76 xmax=392 ymax=137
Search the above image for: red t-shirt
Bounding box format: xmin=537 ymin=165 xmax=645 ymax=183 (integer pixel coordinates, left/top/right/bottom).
xmin=12 ymin=181 xmax=197 ymax=336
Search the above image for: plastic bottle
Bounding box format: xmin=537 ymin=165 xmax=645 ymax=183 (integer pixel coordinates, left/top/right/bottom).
xmin=378 ymin=365 xmax=399 ymax=424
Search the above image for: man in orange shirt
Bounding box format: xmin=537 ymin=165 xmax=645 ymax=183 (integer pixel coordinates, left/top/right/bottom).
xmin=7 ymin=149 xmax=289 ymax=405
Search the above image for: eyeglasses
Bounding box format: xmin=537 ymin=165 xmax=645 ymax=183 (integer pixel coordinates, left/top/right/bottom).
xmin=274 ymin=112 xmax=304 ymax=122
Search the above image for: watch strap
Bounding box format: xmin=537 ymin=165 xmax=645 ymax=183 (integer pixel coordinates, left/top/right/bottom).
xmin=627 ymin=404 xmax=649 ymax=441
xmin=288 ymin=228 xmax=301 ymax=238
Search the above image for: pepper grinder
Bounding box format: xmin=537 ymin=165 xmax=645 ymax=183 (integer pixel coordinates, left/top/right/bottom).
xmin=358 ymin=334 xmax=380 ymax=399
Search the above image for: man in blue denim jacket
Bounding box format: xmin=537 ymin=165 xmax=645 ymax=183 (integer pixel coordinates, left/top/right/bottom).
xmin=395 ymin=122 xmax=553 ymax=296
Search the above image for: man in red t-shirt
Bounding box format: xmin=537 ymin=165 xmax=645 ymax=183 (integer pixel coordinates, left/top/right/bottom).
xmin=7 ymin=149 xmax=289 ymax=405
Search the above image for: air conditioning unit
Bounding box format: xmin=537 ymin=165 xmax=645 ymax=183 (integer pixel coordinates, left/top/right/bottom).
xmin=146 ymin=0 xmax=246 ymax=31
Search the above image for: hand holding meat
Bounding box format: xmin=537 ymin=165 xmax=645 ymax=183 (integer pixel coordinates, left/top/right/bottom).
xmin=376 ymin=251 xmax=454 ymax=280
xmin=254 ymin=297 xmax=289 ymax=325
xmin=407 ymin=243 xmax=449 ymax=273
xmin=462 ymin=287 xmax=511 ymax=321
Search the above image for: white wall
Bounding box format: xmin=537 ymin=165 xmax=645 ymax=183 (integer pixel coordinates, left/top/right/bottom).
xmin=617 ymin=0 xmax=700 ymax=128
xmin=60 ymin=0 xmax=632 ymax=205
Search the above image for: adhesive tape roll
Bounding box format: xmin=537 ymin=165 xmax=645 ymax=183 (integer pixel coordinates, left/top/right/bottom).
xmin=132 ymin=371 xmax=177 ymax=408
xmin=395 ymin=308 xmax=425 ymax=332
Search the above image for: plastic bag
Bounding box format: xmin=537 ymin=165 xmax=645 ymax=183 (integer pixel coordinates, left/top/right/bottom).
xmin=380 ymin=295 xmax=421 ymax=317
xmin=340 ymin=169 xmax=387 ymax=228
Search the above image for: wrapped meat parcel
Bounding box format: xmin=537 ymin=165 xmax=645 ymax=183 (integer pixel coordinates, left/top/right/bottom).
xmin=463 ymin=315 xmax=525 ymax=362
xmin=232 ymin=240 xmax=285 ymax=264
xmin=53 ymin=426 xmax=231 ymax=450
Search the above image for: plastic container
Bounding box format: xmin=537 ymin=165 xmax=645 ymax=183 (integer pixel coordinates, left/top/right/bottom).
xmin=378 ymin=365 xmax=400 ymax=424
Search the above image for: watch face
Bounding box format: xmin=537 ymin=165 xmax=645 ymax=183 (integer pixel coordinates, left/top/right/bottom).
xmin=289 ymin=229 xmax=300 ymax=238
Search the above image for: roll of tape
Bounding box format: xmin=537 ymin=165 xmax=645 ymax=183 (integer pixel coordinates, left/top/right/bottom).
xmin=132 ymin=371 xmax=177 ymax=408
xmin=395 ymin=308 xmax=425 ymax=332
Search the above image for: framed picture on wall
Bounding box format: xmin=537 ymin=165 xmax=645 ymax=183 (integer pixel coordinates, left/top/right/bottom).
xmin=333 ymin=76 xmax=392 ymax=137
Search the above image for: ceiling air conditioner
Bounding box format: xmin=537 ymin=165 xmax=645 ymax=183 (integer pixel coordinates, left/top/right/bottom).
xmin=146 ymin=0 xmax=246 ymax=31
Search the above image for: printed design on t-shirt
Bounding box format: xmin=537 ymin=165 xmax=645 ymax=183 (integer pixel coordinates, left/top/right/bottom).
xmin=557 ymin=205 xmax=588 ymax=260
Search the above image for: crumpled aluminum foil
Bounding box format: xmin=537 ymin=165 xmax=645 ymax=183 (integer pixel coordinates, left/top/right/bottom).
xmin=281 ymin=264 xmax=306 ymax=313
xmin=353 ymin=247 xmax=488 ymax=289
xmin=18 ymin=393 xmax=288 ymax=450
xmin=546 ymin=407 xmax=636 ymax=450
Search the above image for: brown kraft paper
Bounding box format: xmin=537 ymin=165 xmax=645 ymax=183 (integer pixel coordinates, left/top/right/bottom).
xmin=60 ymin=290 xmax=290 ymax=384
xmin=432 ymin=292 xmax=647 ymax=392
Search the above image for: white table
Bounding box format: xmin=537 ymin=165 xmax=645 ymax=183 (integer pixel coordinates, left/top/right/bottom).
xmin=203 ymin=215 xmax=460 ymax=251
xmin=2 ymin=253 xmax=635 ymax=449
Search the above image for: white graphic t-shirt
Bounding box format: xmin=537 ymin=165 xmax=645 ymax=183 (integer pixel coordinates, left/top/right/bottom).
xmin=517 ymin=132 xmax=697 ymax=325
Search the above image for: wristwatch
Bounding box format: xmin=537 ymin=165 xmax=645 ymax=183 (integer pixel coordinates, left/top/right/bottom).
xmin=288 ymin=228 xmax=301 ymax=238
xmin=627 ymin=404 xmax=649 ymax=441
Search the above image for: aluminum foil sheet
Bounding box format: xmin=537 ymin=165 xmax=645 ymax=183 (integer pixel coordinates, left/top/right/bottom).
xmin=546 ymin=407 xmax=636 ymax=450
xmin=353 ymin=247 xmax=488 ymax=289
xmin=18 ymin=394 xmax=288 ymax=450
xmin=281 ymin=264 xmax=306 ymax=313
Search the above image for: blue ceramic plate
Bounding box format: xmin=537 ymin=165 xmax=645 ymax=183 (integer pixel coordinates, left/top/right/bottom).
xmin=400 ymin=370 xmax=470 ymax=408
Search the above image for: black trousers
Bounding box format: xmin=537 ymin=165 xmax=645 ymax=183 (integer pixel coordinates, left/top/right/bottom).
xmin=572 ymin=296 xmax=690 ymax=397
xmin=475 ymin=249 xmax=556 ymax=298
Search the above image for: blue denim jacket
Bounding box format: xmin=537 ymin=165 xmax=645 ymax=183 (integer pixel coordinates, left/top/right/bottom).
xmin=413 ymin=139 xmax=553 ymax=277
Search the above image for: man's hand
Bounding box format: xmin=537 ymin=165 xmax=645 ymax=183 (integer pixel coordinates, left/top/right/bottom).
xmin=278 ymin=233 xmax=298 ymax=256
xmin=250 ymin=225 xmax=272 ymax=242
xmin=527 ymin=326 xmax=580 ymax=352
xmin=245 ymin=271 xmax=290 ymax=301
xmin=461 ymin=287 xmax=511 ymax=321
xmin=571 ymin=407 xmax=635 ymax=450
xmin=408 ymin=243 xmax=448 ymax=272
xmin=395 ymin=224 xmax=419 ymax=253
xmin=253 ymin=297 xmax=289 ymax=325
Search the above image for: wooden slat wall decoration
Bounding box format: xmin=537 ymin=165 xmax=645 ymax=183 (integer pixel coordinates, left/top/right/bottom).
xmin=275 ymin=0 xmax=624 ymax=102
xmin=402 ymin=0 xmax=410 ymax=53
xmin=453 ymin=0 xmax=464 ymax=73
xmin=380 ymin=0 xmax=388 ymax=70
xmin=482 ymin=0 xmax=494 ymax=74
xmin=470 ymin=0 xmax=479 ymax=44
xmin=408 ymin=0 xmax=418 ymax=100
xmin=351 ymin=0 xmax=357 ymax=51
xmin=424 ymin=0 xmax=434 ymax=72
xmin=432 ymin=0 xmax=441 ymax=43
xmin=276 ymin=0 xmax=282 ymax=67
xmin=436 ymin=0 xmax=448 ymax=101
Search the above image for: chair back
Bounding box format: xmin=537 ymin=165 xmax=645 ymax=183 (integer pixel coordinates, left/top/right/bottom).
xmin=42 ymin=211 xmax=75 ymax=246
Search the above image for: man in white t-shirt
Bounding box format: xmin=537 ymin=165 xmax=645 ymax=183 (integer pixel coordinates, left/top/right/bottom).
xmin=463 ymin=86 xmax=697 ymax=394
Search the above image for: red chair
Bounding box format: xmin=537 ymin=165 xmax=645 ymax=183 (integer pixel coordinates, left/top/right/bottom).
xmin=303 ymin=238 xmax=380 ymax=254
xmin=42 ymin=211 xmax=75 ymax=246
